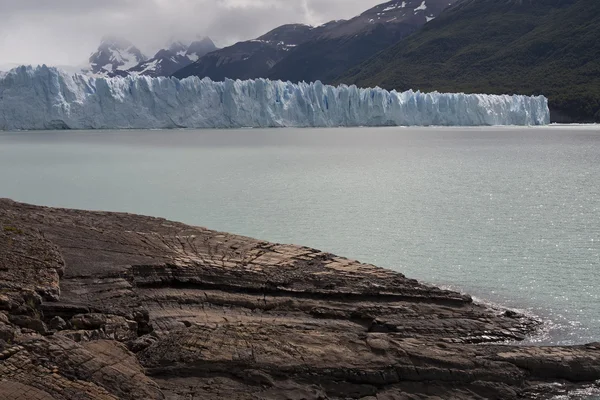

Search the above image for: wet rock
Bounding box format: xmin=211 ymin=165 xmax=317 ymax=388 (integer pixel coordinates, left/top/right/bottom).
xmin=0 ymin=335 xmax=163 ymax=399
xmin=243 ymin=369 xmax=276 ymax=386
xmin=48 ymin=316 xmax=67 ymax=331
xmin=8 ymin=315 xmax=46 ymax=334
xmin=0 ymin=322 xmax=15 ymax=343
xmin=71 ymin=313 xmax=108 ymax=330
xmin=503 ymin=310 xmax=520 ymax=319
xmin=128 ymin=334 xmax=158 ymax=353
xmin=0 ymin=294 xmax=14 ymax=311
xmin=0 ymin=221 xmax=64 ymax=302
xmin=69 ymin=314 xmax=138 ymax=342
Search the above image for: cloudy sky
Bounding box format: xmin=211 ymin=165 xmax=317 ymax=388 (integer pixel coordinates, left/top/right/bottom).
xmin=0 ymin=0 xmax=384 ymax=67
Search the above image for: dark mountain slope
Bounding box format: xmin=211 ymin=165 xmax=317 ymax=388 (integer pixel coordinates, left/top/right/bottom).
xmin=186 ymin=37 xmax=219 ymax=62
xmin=268 ymin=0 xmax=457 ymax=84
xmin=340 ymin=0 xmax=600 ymax=122
xmin=173 ymin=0 xmax=456 ymax=82
xmin=128 ymin=38 xmax=217 ymax=77
xmin=172 ymin=24 xmax=327 ymax=80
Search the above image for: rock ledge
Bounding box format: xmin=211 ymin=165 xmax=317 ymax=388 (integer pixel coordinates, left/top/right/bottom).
xmin=0 ymin=199 xmax=598 ymax=399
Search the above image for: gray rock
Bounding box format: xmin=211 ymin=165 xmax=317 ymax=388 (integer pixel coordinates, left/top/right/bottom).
xmin=48 ymin=316 xmax=67 ymax=331
xmin=71 ymin=313 xmax=107 ymax=330
xmin=128 ymin=335 xmax=158 ymax=353
xmin=0 ymin=322 xmax=15 ymax=342
xmin=8 ymin=315 xmax=46 ymax=334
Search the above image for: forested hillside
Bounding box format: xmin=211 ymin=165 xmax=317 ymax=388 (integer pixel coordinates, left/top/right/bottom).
xmin=340 ymin=0 xmax=600 ymax=122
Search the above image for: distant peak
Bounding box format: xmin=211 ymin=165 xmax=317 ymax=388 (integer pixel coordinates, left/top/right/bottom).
xmin=89 ymin=35 xmax=147 ymax=75
xmin=100 ymin=35 xmax=134 ymax=49
xmin=168 ymin=41 xmax=188 ymax=53
xmin=187 ymin=37 xmax=218 ymax=57
xmin=320 ymin=19 xmax=347 ymax=26
xmin=192 ymin=36 xmax=216 ymax=46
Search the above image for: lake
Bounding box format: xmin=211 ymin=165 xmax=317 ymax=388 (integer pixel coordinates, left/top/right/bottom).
xmin=1 ymin=126 xmax=599 ymax=347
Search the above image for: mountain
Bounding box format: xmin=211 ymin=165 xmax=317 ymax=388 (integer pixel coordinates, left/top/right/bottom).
xmin=267 ymin=0 xmax=458 ymax=83
xmin=185 ymin=37 xmax=219 ymax=62
xmin=340 ymin=0 xmax=600 ymax=122
xmin=86 ymin=36 xmax=147 ymax=76
xmin=128 ymin=38 xmax=217 ymax=77
xmin=173 ymin=0 xmax=456 ymax=82
xmin=172 ymin=24 xmax=331 ymax=81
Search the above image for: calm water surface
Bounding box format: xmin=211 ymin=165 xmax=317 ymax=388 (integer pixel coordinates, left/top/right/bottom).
xmin=1 ymin=126 xmax=599 ymax=348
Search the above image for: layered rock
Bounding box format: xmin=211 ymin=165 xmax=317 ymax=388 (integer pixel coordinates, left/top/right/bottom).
xmin=0 ymin=198 xmax=598 ymax=399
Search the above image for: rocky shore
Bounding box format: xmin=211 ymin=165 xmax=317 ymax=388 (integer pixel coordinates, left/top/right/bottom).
xmin=0 ymin=199 xmax=598 ymax=399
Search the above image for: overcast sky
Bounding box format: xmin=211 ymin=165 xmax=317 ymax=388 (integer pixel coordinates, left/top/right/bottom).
xmin=0 ymin=0 xmax=384 ymax=67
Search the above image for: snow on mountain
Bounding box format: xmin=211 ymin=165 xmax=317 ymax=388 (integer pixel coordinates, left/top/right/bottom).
xmin=0 ymin=66 xmax=550 ymax=130
xmin=186 ymin=37 xmax=218 ymax=61
xmin=128 ymin=37 xmax=218 ymax=77
xmin=168 ymin=41 xmax=188 ymax=55
xmin=128 ymin=48 xmax=189 ymax=78
xmin=172 ymin=25 xmax=326 ymax=80
xmin=256 ymin=24 xmax=319 ymax=48
xmin=340 ymin=0 xmax=454 ymax=35
xmin=86 ymin=36 xmax=147 ymax=76
xmin=266 ymin=0 xmax=457 ymax=84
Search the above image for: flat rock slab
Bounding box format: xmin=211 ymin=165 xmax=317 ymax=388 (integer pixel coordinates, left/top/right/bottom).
xmin=0 ymin=198 xmax=599 ymax=399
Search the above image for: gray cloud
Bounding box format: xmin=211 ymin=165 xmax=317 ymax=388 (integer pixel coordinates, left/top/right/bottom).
xmin=0 ymin=0 xmax=383 ymax=67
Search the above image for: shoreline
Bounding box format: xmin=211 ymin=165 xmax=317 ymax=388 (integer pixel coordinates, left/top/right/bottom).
xmin=0 ymin=123 xmax=598 ymax=135
xmin=1 ymin=198 xmax=600 ymax=399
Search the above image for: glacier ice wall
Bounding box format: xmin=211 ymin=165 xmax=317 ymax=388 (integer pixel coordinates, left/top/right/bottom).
xmin=0 ymin=65 xmax=550 ymax=130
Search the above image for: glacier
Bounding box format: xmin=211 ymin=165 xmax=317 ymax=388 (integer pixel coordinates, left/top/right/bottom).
xmin=0 ymin=65 xmax=550 ymax=130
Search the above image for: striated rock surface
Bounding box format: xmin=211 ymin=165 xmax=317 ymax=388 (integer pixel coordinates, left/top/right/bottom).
xmin=0 ymin=198 xmax=599 ymax=399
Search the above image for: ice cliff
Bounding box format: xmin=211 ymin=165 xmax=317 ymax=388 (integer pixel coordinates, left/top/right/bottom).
xmin=0 ymin=65 xmax=550 ymax=130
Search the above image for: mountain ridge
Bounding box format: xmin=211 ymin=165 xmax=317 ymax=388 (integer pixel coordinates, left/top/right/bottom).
xmin=86 ymin=36 xmax=147 ymax=76
xmin=339 ymin=0 xmax=600 ymax=122
xmin=172 ymin=24 xmax=329 ymax=81
xmin=128 ymin=37 xmax=218 ymax=77
xmin=173 ymin=0 xmax=458 ymax=82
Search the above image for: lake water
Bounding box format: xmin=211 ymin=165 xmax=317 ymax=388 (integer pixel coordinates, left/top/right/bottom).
xmin=1 ymin=126 xmax=599 ymax=348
